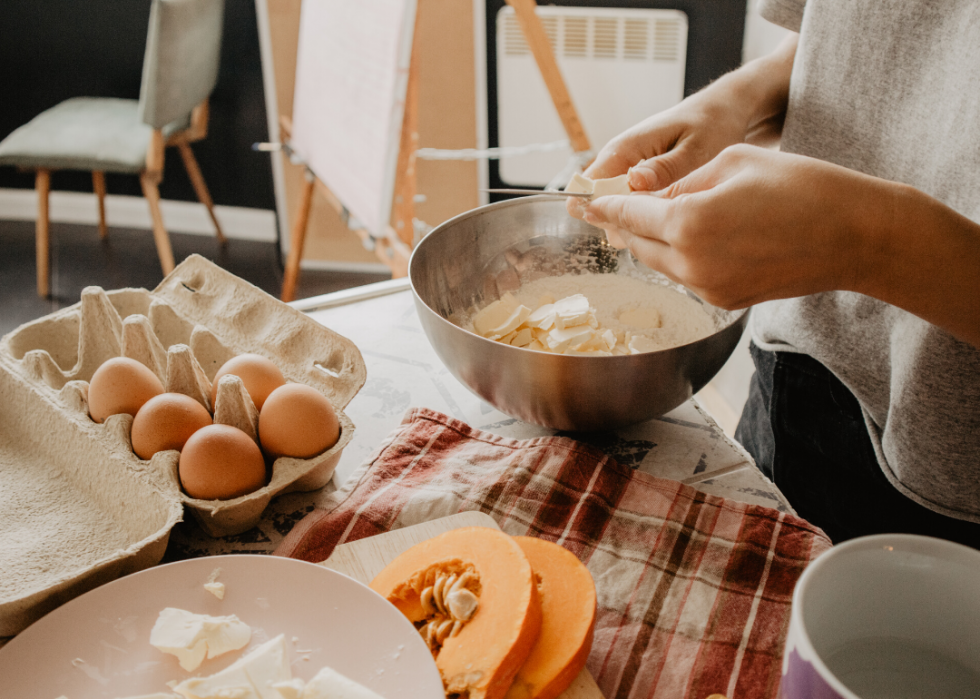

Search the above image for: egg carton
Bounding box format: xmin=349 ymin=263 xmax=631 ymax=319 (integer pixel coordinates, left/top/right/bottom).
xmin=0 ymin=255 xmax=365 ymax=636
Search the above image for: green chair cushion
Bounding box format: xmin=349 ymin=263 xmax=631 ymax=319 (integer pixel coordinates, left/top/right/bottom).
xmin=0 ymin=97 xmax=154 ymax=173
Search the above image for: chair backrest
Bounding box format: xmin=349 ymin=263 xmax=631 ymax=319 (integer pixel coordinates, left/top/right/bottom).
xmin=138 ymin=0 xmax=225 ymax=129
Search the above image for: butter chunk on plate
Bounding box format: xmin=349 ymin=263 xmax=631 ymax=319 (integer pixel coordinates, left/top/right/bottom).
xmin=275 ymin=666 xmax=385 ymax=699
xmin=172 ymin=635 xmax=384 ymax=699
xmin=150 ymin=608 xmax=251 ymax=672
xmin=173 ymin=634 xmax=289 ymax=699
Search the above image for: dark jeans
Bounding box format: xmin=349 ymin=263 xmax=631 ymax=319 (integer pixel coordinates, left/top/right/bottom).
xmin=735 ymin=343 xmax=980 ymax=548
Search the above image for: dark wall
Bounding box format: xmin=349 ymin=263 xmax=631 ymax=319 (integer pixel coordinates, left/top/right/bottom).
xmin=0 ymin=1 xmax=276 ymax=210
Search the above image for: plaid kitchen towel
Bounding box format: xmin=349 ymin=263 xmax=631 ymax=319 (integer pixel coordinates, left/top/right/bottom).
xmin=275 ymin=407 xmax=831 ymax=699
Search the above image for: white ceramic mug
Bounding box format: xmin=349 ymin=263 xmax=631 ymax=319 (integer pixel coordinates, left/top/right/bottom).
xmin=780 ymin=534 xmax=980 ymax=699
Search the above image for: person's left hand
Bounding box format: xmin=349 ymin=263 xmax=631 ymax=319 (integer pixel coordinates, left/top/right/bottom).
xmin=582 ymin=144 xmax=881 ymax=309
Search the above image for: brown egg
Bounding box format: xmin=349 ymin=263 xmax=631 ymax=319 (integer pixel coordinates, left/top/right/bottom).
xmin=131 ymin=393 xmax=213 ymax=460
xmin=88 ymin=356 xmax=165 ymax=423
xmin=178 ymin=424 xmax=266 ymax=500
xmin=211 ymin=354 xmax=286 ymax=410
xmin=258 ymin=383 xmax=340 ymax=459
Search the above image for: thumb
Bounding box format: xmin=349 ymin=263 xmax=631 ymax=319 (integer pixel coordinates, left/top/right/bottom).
xmin=656 ymin=156 xmax=731 ymax=199
xmin=658 ymin=144 xmax=763 ymax=198
xmin=628 ymin=145 xmax=702 ymax=192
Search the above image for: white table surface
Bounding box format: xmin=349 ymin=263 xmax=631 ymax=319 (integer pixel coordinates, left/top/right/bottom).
xmin=165 ymin=279 xmax=789 ymax=560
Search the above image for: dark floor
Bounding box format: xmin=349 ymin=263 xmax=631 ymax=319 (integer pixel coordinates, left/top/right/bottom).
xmin=0 ymin=219 xmax=391 ymax=336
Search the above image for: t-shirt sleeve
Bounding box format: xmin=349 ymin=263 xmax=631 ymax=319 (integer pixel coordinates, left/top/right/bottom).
xmin=757 ymin=0 xmax=805 ymax=32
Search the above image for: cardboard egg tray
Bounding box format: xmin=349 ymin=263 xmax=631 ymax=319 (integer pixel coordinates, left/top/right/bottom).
xmin=0 ymin=255 xmax=366 ymax=636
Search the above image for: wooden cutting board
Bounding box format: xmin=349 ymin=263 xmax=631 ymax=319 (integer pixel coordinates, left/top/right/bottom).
xmin=319 ymin=511 xmax=604 ymax=698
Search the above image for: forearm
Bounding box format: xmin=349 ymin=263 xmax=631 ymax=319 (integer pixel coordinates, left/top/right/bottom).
xmin=851 ymin=180 xmax=980 ymax=348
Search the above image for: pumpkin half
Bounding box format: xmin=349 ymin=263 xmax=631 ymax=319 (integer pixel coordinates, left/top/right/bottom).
xmin=370 ymin=527 xmax=542 ymax=699
xmin=505 ymin=537 xmax=597 ymax=699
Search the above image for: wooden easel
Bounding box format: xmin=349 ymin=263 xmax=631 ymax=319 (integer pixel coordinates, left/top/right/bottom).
xmin=279 ymin=0 xmax=591 ymax=302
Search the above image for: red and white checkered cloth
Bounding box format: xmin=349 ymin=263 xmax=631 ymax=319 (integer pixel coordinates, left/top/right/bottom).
xmin=276 ymin=408 xmax=831 ymax=699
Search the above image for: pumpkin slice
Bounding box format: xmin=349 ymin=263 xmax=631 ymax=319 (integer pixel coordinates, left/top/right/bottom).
xmin=370 ymin=527 xmax=542 ymax=699
xmin=506 ymin=537 xmax=597 ymax=699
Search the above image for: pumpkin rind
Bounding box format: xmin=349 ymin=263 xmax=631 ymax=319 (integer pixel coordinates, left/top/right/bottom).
xmin=505 ymin=537 xmax=597 ymax=699
xmin=370 ymin=527 xmax=542 ymax=699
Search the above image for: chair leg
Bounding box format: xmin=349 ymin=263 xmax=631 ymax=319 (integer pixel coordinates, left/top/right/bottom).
xmin=36 ymin=169 xmax=51 ymax=297
xmin=177 ymin=142 xmax=226 ymax=245
xmin=92 ymin=171 xmax=108 ymax=239
xmin=139 ymin=173 xmax=176 ymax=276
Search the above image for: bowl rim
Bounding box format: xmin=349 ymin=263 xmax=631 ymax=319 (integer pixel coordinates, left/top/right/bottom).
xmin=787 ymin=533 xmax=980 ymax=699
xmin=409 ymin=195 xmax=749 ymax=359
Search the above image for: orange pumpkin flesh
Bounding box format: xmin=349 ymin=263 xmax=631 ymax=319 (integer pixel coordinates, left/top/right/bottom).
xmin=370 ymin=527 xmax=542 ymax=699
xmin=505 ymin=537 xmax=597 ymax=699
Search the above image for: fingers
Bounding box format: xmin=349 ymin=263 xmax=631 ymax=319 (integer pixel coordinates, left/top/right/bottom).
xmin=583 ymin=115 xmax=684 ymax=182
xmin=660 ymin=161 xmax=725 ymax=198
xmin=609 ymin=223 xmax=679 ymax=288
xmin=658 ymin=144 xmax=758 ymax=198
xmin=602 ymin=225 xmax=630 ymax=249
xmin=566 ymin=198 xmax=630 ymax=248
xmin=584 ymin=193 xmax=670 ymax=245
xmin=565 ymin=195 xmax=589 ymax=221
xmin=629 ymin=144 xmax=700 ymax=192
xmin=582 ymin=145 xmax=637 ymax=182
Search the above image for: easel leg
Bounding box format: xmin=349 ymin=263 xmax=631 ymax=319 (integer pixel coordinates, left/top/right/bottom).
xmin=391 ymin=15 xmax=420 ymax=254
xmin=506 ymin=0 xmax=591 ymax=153
xmin=140 ymin=172 xmax=176 ymax=276
xmin=36 ymin=169 xmax=51 ymax=298
xmin=93 ymin=171 xmax=108 ymax=240
xmin=281 ymin=173 xmax=315 ymax=302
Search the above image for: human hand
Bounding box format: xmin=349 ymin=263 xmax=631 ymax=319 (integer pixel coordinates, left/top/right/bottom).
xmin=565 ymin=94 xmax=753 ymax=223
xmin=590 ymin=92 xmax=757 ymax=192
xmin=581 ymin=145 xmax=874 ymax=309
xmin=566 ymin=33 xmax=797 ymax=220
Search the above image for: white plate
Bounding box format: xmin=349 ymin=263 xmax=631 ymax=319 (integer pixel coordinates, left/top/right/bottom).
xmin=0 ymin=555 xmax=443 ymax=698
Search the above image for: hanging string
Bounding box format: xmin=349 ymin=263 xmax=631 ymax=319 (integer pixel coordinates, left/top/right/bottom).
xmin=414 ymin=140 xmax=583 ymax=161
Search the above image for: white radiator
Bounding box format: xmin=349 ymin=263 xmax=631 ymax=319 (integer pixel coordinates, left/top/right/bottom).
xmin=495 ymin=5 xmax=688 ymax=187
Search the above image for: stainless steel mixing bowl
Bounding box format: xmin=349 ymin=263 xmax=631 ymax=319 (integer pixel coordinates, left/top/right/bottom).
xmin=409 ymin=196 xmax=748 ymax=431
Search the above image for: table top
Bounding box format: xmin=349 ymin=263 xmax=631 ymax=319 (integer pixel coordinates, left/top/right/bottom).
xmin=164 ymin=279 xmax=789 ymax=560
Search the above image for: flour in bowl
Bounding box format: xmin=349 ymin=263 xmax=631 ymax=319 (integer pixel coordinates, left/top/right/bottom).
xmin=467 ymin=272 xmax=715 ymax=355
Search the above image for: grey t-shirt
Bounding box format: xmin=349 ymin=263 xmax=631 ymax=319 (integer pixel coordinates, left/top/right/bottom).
xmin=753 ymin=0 xmax=980 ymax=522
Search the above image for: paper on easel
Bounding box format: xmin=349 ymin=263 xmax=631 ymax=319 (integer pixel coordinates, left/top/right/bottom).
xmin=290 ymin=0 xmax=417 ymax=237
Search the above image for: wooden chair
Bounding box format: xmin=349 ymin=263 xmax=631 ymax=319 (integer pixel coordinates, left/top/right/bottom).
xmin=0 ymin=0 xmax=226 ymax=297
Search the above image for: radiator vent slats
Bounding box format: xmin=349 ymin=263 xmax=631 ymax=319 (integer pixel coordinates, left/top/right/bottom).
xmin=593 ymin=18 xmax=618 ymax=58
xmin=503 ymin=13 xmax=529 ymax=56
xmin=563 ymin=16 xmax=588 ymax=58
xmin=501 ymin=9 xmax=684 ymax=63
xmin=623 ymin=19 xmax=649 ymax=60
xmin=654 ymin=18 xmax=682 ymax=61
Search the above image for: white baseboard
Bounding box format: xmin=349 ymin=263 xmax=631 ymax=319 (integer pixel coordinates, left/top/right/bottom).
xmin=298 ymin=258 xmax=391 ymax=274
xmin=0 ymin=187 xmax=277 ymax=243
xmin=0 ymin=187 xmax=394 ymax=274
